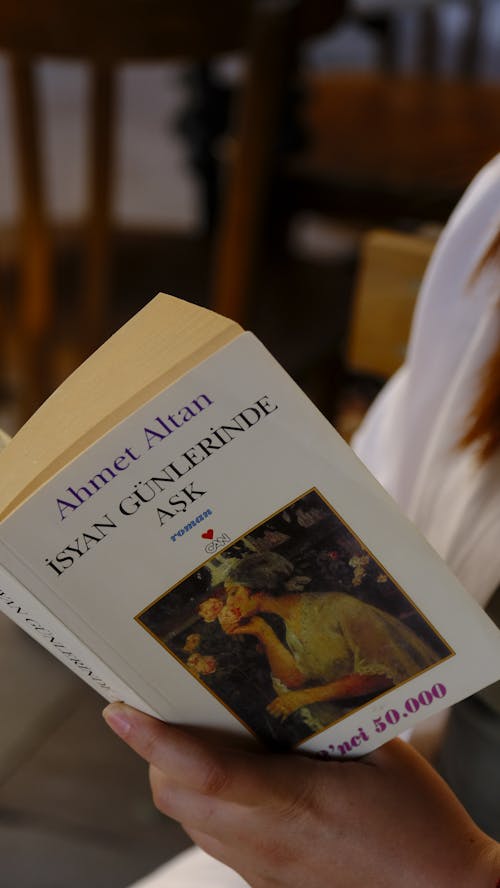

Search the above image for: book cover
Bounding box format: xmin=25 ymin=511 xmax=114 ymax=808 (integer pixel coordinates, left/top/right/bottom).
xmin=1 ymin=301 xmax=499 ymax=758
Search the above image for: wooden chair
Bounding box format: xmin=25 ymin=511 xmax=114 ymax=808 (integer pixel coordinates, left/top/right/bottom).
xmin=213 ymin=1 xmax=500 ymax=328
xmin=348 ymin=228 xmax=437 ymax=381
xmin=216 ymin=1 xmax=499 ymax=427
xmin=0 ymin=0 xmax=251 ymax=421
xmin=335 ymin=228 xmax=437 ymax=442
xmin=282 ymin=2 xmax=500 ymax=227
xmin=0 ymin=0 xmax=346 ymax=422
xmin=208 ymin=0 xmax=346 ymax=320
xmin=286 ymin=71 xmax=500 ymax=225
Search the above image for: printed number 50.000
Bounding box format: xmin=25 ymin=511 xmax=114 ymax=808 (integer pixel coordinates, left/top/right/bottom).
xmin=373 ymin=683 xmax=447 ymax=733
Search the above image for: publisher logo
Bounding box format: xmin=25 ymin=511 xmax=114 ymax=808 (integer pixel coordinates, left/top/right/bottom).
xmin=204 ymin=532 xmax=230 ymax=554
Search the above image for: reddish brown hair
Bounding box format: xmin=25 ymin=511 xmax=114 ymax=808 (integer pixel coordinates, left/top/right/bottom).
xmin=460 ymin=229 xmax=500 ymax=461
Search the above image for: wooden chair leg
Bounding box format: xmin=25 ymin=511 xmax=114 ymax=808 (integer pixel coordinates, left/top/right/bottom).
xmin=9 ymin=55 xmax=53 ymax=423
xmin=210 ymin=2 xmax=300 ymax=324
xmin=82 ymin=61 xmax=114 ymax=359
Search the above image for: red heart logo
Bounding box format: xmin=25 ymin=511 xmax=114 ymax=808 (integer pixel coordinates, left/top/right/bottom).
xmin=202 ymin=529 xmax=214 ymax=540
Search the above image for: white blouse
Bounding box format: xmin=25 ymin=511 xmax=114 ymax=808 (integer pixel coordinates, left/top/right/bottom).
xmin=353 ymin=154 xmax=500 ymax=608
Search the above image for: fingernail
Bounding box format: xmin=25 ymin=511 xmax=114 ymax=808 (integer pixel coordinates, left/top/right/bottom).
xmin=102 ymin=702 xmax=133 ymax=738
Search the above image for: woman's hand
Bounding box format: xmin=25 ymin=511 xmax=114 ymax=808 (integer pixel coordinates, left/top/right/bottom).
xmin=218 ymin=610 xmax=267 ymax=636
xmin=268 ymin=673 xmax=394 ymax=720
xmin=229 ymin=616 xmax=269 ymax=637
xmin=103 ymin=703 xmax=499 ymax=888
xmin=266 ymin=689 xmax=312 ymax=720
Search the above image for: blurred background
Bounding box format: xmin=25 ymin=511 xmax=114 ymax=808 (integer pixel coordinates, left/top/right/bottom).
xmin=1 ymin=1 xmax=500 ymax=885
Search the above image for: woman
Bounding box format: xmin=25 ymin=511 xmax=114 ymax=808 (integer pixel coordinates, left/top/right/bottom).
xmin=217 ymin=552 xmax=439 ymax=729
xmin=105 ymin=155 xmax=500 ymax=887
xmin=352 ymin=156 xmax=500 ymax=840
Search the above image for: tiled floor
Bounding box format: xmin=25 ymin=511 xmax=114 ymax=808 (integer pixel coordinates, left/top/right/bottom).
xmin=0 ymin=615 xmax=191 ymax=887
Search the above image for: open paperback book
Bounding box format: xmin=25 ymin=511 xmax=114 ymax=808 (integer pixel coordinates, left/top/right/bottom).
xmin=1 ymin=294 xmax=499 ymax=758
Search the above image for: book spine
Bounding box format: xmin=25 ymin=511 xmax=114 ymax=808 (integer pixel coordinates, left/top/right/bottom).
xmin=0 ymin=563 xmax=161 ymax=717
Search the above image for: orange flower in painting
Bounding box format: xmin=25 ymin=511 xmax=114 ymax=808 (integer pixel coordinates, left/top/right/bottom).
xmin=187 ymin=653 xmax=217 ymax=676
xmin=183 ymin=633 xmax=201 ymax=652
xmin=198 ymin=597 xmax=223 ymax=622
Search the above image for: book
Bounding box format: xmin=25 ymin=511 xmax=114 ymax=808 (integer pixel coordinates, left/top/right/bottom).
xmin=1 ymin=293 xmax=499 ymax=759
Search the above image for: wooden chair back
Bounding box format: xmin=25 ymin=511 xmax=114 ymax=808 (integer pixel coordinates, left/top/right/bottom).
xmin=0 ymin=0 xmax=255 ymax=422
xmin=0 ymin=0 xmax=345 ymax=422
xmin=348 ymin=228 xmax=437 ymax=381
xmin=0 ymin=0 xmax=341 ymax=59
xmin=332 ymin=228 xmax=436 ymax=443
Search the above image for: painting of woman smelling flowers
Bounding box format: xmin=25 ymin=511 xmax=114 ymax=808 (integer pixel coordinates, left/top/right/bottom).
xmin=137 ymin=490 xmax=451 ymax=746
